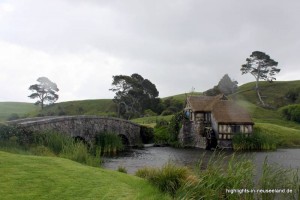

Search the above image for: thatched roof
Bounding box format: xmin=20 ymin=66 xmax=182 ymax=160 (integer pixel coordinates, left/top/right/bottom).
xmin=185 ymin=94 xmax=253 ymax=124
xmin=212 ymin=100 xmax=254 ymax=125
xmin=186 ymin=94 xmax=226 ymax=112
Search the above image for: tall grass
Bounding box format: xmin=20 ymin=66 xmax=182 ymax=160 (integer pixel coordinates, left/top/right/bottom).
xmin=232 ymin=128 xmax=277 ymax=151
xmin=176 ymin=153 xmax=255 ymax=199
xmin=0 ymin=125 xmax=101 ymax=167
xmin=94 ymin=132 xmax=124 ymax=155
xmin=136 ymin=152 xmax=300 ymax=199
xmin=136 ymin=162 xmax=189 ymax=197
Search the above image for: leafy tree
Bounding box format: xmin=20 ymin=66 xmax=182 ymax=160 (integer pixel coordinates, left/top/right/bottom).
xmin=241 ymin=51 xmax=280 ymax=106
xmin=28 ymin=77 xmax=59 ymax=109
xmin=110 ymin=73 xmax=159 ymax=119
xmin=217 ymin=74 xmax=238 ymax=95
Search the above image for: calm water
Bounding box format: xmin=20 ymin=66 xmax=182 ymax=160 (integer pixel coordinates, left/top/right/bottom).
xmin=102 ymin=146 xmax=300 ymax=174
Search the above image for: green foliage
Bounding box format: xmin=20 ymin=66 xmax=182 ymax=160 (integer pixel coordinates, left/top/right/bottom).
xmin=232 ymin=130 xmax=277 ymax=151
xmin=154 ymin=126 xmax=170 ymax=144
xmin=28 ymin=77 xmax=59 ymax=109
xmin=136 ymin=162 xmax=189 ymax=197
xmin=285 ymin=87 xmax=300 ymax=103
xmin=110 ymin=73 xmax=160 ymax=119
xmin=0 ymin=125 xmax=101 ymax=167
xmin=140 ymin=125 xmax=154 ymax=144
xmin=144 ymin=109 xmax=157 ymax=117
xmin=280 ymin=104 xmax=300 ymax=123
xmin=161 ymin=97 xmax=183 ymax=115
xmin=94 ymin=132 xmax=124 ymax=155
xmin=168 ymin=112 xmax=183 ymax=142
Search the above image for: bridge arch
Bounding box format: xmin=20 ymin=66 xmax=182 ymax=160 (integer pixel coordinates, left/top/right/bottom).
xmin=8 ymin=116 xmax=141 ymax=147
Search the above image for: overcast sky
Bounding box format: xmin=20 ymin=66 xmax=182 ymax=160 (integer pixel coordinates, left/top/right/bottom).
xmin=1 ymin=0 xmax=300 ymax=103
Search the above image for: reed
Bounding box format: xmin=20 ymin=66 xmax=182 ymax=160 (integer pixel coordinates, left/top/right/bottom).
xmin=232 ymin=129 xmax=277 ymax=151
xmin=94 ymin=132 xmax=124 ymax=155
xmin=136 ymin=162 xmax=189 ymax=197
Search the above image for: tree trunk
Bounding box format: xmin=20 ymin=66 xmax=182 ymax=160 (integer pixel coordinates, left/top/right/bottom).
xmin=255 ymin=65 xmax=265 ymax=106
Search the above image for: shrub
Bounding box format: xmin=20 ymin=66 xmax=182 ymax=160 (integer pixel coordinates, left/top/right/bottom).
xmin=280 ymin=104 xmax=300 ymax=123
xmin=154 ymin=126 xmax=170 ymax=144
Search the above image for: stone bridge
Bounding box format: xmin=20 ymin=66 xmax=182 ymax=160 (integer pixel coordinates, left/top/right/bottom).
xmin=8 ymin=116 xmax=141 ymax=146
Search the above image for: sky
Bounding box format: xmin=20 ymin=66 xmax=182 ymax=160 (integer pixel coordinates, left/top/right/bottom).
xmin=1 ymin=0 xmax=300 ymax=103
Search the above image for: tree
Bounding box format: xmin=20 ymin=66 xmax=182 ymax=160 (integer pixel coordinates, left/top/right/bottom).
xmin=28 ymin=77 xmax=59 ymax=109
xmin=217 ymin=74 xmax=238 ymax=95
xmin=110 ymin=73 xmax=159 ymax=119
xmin=241 ymin=51 xmax=280 ymax=106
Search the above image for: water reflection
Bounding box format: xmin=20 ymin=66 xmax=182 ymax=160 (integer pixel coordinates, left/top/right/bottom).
xmin=102 ymin=146 xmax=300 ymax=174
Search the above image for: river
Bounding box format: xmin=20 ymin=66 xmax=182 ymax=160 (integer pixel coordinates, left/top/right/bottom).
xmin=102 ymin=146 xmax=300 ymax=174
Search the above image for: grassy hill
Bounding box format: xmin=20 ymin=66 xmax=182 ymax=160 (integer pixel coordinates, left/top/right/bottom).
xmin=234 ymin=80 xmax=300 ymax=108
xmin=0 ymin=151 xmax=170 ymax=200
xmin=0 ymin=102 xmax=38 ymax=122
xmin=28 ymin=99 xmax=117 ymax=117
xmin=163 ymin=92 xmax=202 ymax=102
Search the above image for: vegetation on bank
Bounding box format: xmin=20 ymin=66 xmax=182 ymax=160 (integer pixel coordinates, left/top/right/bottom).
xmin=0 ymin=151 xmax=170 ymax=200
xmin=0 ymin=124 xmax=127 ymax=167
xmin=136 ymin=153 xmax=300 ymax=199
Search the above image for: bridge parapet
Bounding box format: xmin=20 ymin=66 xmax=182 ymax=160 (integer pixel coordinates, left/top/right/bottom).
xmin=8 ymin=116 xmax=141 ymax=146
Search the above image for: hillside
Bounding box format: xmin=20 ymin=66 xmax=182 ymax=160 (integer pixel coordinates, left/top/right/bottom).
xmin=0 ymin=151 xmax=169 ymax=199
xmin=0 ymin=102 xmax=38 ymax=122
xmin=163 ymin=92 xmax=202 ymax=102
xmin=234 ymin=80 xmax=300 ymax=108
xmin=27 ymin=99 xmax=117 ymax=117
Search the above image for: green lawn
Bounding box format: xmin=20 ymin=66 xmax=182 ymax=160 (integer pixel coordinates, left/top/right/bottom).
xmin=0 ymin=151 xmax=170 ymax=200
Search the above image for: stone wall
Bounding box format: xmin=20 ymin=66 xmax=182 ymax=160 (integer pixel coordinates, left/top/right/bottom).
xmin=8 ymin=116 xmax=141 ymax=146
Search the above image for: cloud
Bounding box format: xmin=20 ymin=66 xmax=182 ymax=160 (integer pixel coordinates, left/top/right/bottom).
xmin=1 ymin=0 xmax=299 ymax=102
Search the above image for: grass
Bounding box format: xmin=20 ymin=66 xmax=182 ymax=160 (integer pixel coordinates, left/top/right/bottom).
xmin=0 ymin=151 xmax=170 ymax=200
xmin=131 ymin=115 xmax=173 ymax=127
xmin=0 ymin=102 xmax=38 ymax=122
xmin=162 ymin=92 xmax=202 ymax=102
xmin=255 ymin=123 xmax=300 ymax=147
xmin=28 ymin=99 xmax=117 ymax=117
xmin=235 ymin=80 xmax=300 ymax=108
xmin=136 ymin=162 xmax=190 ymax=197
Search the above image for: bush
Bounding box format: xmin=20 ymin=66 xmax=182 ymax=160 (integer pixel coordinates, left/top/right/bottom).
xmin=280 ymin=104 xmax=300 ymax=123
xmin=154 ymin=126 xmax=170 ymax=144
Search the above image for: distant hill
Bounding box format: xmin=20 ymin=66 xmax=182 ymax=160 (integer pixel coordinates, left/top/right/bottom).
xmin=0 ymin=102 xmax=38 ymax=122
